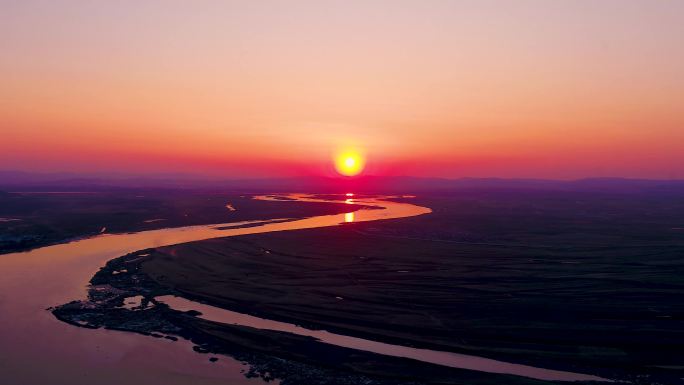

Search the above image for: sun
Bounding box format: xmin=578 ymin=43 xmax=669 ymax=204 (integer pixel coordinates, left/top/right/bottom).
xmin=334 ymin=150 xmax=365 ymax=176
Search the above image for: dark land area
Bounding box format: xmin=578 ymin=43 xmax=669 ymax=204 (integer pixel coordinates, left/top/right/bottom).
xmin=0 ymin=190 xmax=361 ymax=254
xmin=53 ymin=185 xmax=684 ymax=384
xmin=54 ymin=249 xmax=550 ymax=385
xmin=3 ymin=170 xmax=684 ymax=194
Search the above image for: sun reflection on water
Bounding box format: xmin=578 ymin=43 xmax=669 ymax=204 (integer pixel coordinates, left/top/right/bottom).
xmin=345 ymin=212 xmax=354 ymax=223
xmin=345 ymin=193 xmax=355 ymax=205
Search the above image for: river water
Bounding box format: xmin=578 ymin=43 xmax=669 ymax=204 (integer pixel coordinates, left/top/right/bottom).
xmin=0 ymin=194 xmax=609 ymax=384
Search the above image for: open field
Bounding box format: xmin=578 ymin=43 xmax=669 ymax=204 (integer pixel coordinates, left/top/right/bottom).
xmin=133 ymin=189 xmax=684 ymax=384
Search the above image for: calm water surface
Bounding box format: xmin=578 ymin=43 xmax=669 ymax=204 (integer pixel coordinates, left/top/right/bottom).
xmin=0 ymin=194 xmax=609 ymax=383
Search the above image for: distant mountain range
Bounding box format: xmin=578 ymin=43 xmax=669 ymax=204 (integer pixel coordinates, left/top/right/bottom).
xmin=1 ymin=170 xmax=684 ymax=194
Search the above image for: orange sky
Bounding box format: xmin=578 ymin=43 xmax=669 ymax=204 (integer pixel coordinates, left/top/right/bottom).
xmin=1 ymin=1 xmax=683 ymax=179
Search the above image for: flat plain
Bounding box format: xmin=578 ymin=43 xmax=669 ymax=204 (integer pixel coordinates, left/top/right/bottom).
xmin=124 ymin=189 xmax=684 ymax=384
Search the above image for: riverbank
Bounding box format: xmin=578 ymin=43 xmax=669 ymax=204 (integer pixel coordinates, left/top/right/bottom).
xmin=0 ymin=191 xmax=364 ymax=254
xmin=113 ymin=191 xmax=684 ymax=385
xmin=0 ymin=194 xmax=377 ymax=385
xmin=53 ymin=249 xmax=559 ymax=385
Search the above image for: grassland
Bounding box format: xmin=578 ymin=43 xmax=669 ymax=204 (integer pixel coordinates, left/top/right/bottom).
xmin=137 ymin=189 xmax=684 ymax=384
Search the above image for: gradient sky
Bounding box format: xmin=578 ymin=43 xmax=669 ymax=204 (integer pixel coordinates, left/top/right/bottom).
xmin=2 ymin=0 xmax=683 ymax=179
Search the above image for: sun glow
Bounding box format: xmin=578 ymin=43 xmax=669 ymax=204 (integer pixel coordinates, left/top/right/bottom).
xmin=334 ymin=151 xmax=365 ymax=177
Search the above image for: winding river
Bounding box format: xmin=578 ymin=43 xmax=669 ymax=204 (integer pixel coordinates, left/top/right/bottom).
xmin=0 ymin=194 xmax=609 ymax=384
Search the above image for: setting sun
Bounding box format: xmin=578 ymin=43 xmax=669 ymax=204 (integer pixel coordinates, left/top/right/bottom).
xmin=1 ymin=2 xmax=682 ymax=384
xmin=334 ymin=151 xmax=365 ymax=176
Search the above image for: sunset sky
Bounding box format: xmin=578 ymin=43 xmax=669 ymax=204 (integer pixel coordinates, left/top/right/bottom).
xmin=2 ymin=1 xmax=683 ymax=179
